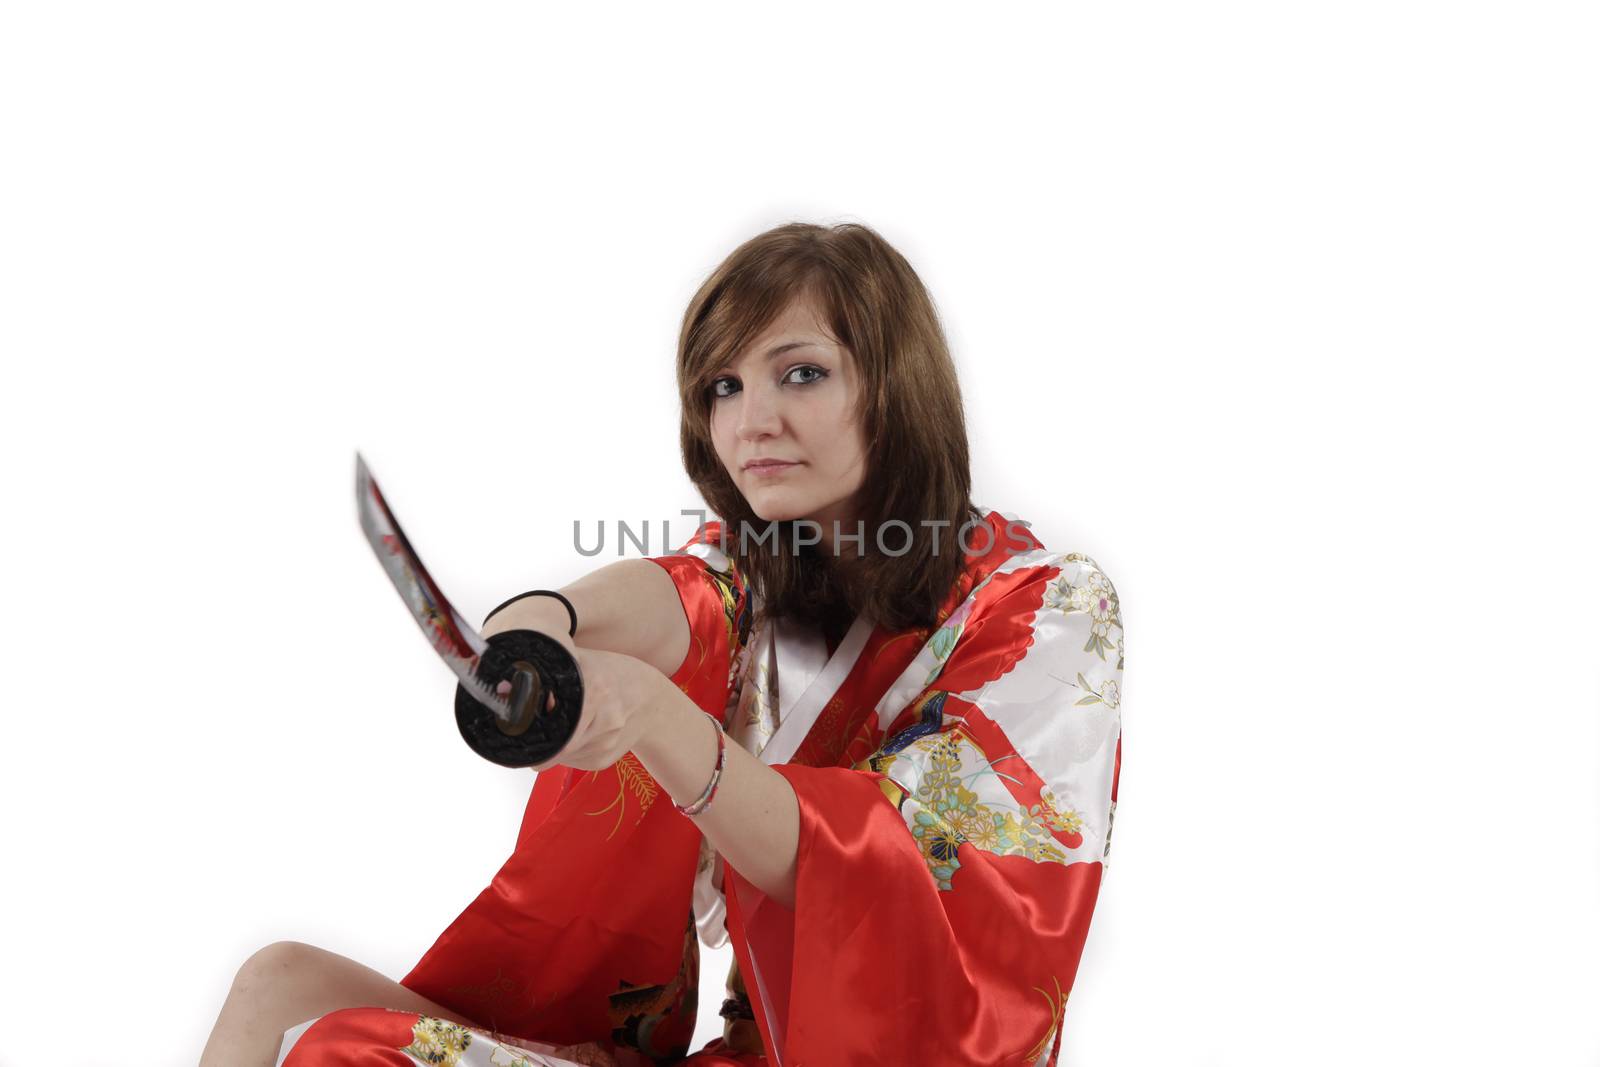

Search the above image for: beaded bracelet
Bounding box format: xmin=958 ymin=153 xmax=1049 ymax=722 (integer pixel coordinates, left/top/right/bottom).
xmin=675 ymin=713 xmax=727 ymax=816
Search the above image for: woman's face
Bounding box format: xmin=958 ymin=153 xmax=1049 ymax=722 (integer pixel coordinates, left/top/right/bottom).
xmin=709 ymin=289 xmax=868 ymax=546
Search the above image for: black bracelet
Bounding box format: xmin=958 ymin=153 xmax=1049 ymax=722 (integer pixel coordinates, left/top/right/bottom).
xmin=482 ymin=589 xmax=578 ymax=636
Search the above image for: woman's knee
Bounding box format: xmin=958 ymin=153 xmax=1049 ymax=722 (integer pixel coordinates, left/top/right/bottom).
xmin=234 ymin=940 xmax=321 ymax=989
xmin=243 ymin=940 xmax=319 ymax=971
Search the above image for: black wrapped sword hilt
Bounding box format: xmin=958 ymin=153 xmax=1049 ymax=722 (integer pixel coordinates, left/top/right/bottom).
xmin=454 ymin=629 xmax=584 ymax=768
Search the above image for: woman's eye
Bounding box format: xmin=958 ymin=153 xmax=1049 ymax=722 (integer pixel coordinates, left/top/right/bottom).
xmin=710 ymin=366 xmax=825 ymax=400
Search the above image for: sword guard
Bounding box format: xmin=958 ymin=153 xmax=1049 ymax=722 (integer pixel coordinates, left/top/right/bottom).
xmin=455 ymin=629 xmax=584 ymax=768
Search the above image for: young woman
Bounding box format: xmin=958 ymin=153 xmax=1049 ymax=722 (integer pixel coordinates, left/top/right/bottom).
xmin=204 ymin=221 xmax=1125 ymax=1067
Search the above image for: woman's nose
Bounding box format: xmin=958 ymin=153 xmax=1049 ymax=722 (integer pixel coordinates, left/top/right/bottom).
xmin=736 ymin=383 xmax=783 ymax=439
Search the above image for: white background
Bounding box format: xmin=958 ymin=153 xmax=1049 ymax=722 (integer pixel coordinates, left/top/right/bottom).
xmin=2 ymin=3 xmax=1596 ymax=1064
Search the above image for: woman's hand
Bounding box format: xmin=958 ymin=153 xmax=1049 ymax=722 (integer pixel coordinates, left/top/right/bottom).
xmin=478 ymin=591 xmax=671 ymax=772
xmin=527 ymin=645 xmax=669 ymax=773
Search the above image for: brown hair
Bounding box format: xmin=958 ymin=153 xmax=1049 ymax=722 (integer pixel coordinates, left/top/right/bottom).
xmin=676 ymin=221 xmax=983 ymax=635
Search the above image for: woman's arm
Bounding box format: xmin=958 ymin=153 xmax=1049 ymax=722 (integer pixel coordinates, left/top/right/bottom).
xmin=480 ymin=559 xmax=691 ymax=679
xmin=635 ymin=681 xmax=800 ymax=910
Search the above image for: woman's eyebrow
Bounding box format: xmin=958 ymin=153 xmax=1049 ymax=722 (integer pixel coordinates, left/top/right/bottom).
xmin=764 ymin=340 xmax=825 ymax=358
xmin=721 ymin=339 xmax=827 ymax=374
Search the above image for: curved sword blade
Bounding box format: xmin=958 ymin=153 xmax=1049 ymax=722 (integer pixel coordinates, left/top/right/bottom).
xmin=355 ymin=452 xmax=512 ymax=722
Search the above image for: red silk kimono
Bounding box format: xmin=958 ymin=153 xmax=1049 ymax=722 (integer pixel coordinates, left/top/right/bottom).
xmin=277 ymin=508 xmax=1124 ymax=1067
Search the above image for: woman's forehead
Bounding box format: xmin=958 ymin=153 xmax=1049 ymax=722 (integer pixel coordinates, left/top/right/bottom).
xmin=714 ymin=288 xmax=852 ymax=371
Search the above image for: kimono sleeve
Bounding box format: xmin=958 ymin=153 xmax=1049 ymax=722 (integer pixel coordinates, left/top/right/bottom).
xmin=642 ymin=519 xmax=754 ymax=719
xmin=722 ymin=554 xmax=1125 ymax=1067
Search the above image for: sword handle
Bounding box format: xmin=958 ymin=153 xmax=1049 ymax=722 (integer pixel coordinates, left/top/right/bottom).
xmin=455 ymin=629 xmax=585 ymax=768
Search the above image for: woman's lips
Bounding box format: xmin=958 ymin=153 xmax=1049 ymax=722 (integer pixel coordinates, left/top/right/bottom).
xmin=745 ymin=461 xmax=799 ymax=476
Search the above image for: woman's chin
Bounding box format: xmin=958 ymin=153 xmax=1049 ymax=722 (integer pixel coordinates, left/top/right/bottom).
xmin=743 ymin=489 xmax=813 ymax=524
xmin=750 ymin=506 xmax=806 ymax=523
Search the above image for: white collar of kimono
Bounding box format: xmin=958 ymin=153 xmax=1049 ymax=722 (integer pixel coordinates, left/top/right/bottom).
xmin=738 ymin=538 xmax=1062 ymax=769
xmin=742 ymin=602 xmax=876 ymax=767
xmin=709 ymin=504 xmax=1048 ymax=765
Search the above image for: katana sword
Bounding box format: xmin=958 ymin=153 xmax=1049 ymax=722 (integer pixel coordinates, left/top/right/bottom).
xmin=355 ymin=452 xmax=584 ymax=767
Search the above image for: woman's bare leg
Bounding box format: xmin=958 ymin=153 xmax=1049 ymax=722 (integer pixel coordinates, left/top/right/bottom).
xmin=198 ymin=940 xmax=481 ymax=1067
